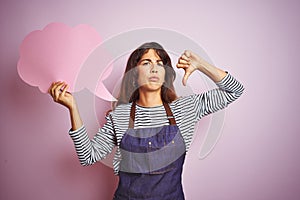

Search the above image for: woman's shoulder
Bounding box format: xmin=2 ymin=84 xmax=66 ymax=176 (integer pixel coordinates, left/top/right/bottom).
xmin=105 ymin=103 xmax=131 ymax=123
xmin=115 ymin=102 xmax=131 ymax=109
xmin=109 ymin=102 xmax=132 ymax=115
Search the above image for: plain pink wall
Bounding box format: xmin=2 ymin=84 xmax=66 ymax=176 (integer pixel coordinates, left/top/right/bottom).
xmin=1 ymin=0 xmax=300 ymax=199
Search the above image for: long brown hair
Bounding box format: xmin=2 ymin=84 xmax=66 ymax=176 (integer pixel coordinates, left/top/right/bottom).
xmin=116 ymin=42 xmax=177 ymax=106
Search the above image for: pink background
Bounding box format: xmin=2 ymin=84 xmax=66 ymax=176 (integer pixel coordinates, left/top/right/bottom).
xmin=1 ymin=0 xmax=300 ymax=199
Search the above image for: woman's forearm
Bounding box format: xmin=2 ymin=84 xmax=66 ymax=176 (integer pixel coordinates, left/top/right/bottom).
xmin=197 ymin=61 xmax=227 ymax=83
xmin=69 ymin=103 xmax=83 ymax=131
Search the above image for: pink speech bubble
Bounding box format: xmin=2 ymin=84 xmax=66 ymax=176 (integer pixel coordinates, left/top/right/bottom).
xmin=17 ymin=22 xmax=102 ymax=93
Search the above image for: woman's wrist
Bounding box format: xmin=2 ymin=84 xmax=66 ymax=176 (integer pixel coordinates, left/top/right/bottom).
xmin=68 ymin=102 xmax=78 ymax=114
xmin=69 ymin=103 xmax=83 ymax=131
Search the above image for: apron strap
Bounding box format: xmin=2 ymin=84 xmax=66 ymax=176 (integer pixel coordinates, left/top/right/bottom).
xmin=128 ymin=101 xmax=176 ymax=128
xmin=163 ymin=102 xmax=176 ymax=125
xmin=129 ymin=101 xmax=136 ymax=129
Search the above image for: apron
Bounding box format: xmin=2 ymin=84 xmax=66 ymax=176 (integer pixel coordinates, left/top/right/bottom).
xmin=113 ymin=102 xmax=186 ymax=200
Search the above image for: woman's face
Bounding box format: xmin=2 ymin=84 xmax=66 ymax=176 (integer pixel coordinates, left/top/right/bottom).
xmin=136 ymin=49 xmax=166 ymax=92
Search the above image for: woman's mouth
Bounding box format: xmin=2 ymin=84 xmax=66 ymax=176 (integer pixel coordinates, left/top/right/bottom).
xmin=149 ymin=76 xmax=160 ymax=82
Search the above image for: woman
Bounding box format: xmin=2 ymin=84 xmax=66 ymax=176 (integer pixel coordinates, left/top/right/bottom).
xmin=49 ymin=42 xmax=244 ymax=199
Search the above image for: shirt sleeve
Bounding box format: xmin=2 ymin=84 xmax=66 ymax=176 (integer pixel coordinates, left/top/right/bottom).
xmin=192 ymin=72 xmax=244 ymax=120
xmin=68 ymin=113 xmax=116 ymax=166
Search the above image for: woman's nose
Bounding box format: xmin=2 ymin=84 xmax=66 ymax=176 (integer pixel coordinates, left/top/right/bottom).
xmin=150 ymin=64 xmax=158 ymax=73
xmin=151 ymin=69 xmax=158 ymax=73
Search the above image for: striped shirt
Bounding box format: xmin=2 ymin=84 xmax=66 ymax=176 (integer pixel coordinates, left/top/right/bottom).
xmin=69 ymin=73 xmax=244 ymax=174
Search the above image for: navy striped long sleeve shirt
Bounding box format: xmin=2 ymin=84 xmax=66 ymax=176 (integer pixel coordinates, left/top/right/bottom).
xmin=69 ymin=73 xmax=244 ymax=174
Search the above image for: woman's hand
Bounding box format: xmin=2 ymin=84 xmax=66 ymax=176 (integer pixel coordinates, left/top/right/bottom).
xmin=176 ymin=50 xmax=203 ymax=86
xmin=48 ymin=81 xmax=75 ymax=110
xmin=48 ymin=82 xmax=83 ymax=131
xmin=177 ymin=50 xmax=227 ymax=84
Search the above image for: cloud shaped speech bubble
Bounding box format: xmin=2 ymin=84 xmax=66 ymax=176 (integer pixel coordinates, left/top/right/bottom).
xmin=17 ymin=22 xmax=102 ymax=94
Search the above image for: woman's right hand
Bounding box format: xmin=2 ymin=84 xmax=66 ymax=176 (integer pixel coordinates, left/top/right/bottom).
xmin=48 ymin=81 xmax=75 ymax=110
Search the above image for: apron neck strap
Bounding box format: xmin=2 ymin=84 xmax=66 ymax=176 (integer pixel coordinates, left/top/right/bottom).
xmin=163 ymin=102 xmax=176 ymax=125
xmin=128 ymin=101 xmax=176 ymax=129
xmin=129 ymin=101 xmax=136 ymax=129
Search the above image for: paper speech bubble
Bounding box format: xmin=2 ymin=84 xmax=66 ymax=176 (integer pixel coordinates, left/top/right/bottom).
xmin=17 ymin=22 xmax=102 ymax=94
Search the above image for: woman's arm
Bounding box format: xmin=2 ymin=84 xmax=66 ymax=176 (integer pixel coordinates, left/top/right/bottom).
xmin=48 ymin=82 xmax=115 ymax=166
xmin=68 ymin=116 xmax=116 ymax=166
xmin=48 ymin=81 xmax=83 ymax=131
xmin=177 ymin=50 xmax=244 ymax=119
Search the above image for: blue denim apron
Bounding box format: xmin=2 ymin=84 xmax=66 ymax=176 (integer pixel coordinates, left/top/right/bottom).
xmin=113 ymin=102 xmax=186 ymax=200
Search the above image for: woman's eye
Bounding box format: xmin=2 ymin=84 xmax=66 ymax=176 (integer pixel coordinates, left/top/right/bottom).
xmin=157 ymin=62 xmax=164 ymax=67
xmin=142 ymin=62 xmax=151 ymax=66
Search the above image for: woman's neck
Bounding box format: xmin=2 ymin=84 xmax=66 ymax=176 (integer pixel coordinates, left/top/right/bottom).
xmin=137 ymin=90 xmax=163 ymax=107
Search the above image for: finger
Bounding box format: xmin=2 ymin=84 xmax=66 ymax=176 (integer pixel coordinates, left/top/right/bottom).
xmin=50 ymin=81 xmax=62 ymax=96
xmin=49 ymin=82 xmax=59 ymax=97
xmin=53 ymin=82 xmax=65 ymax=101
xmin=176 ymin=63 xmax=189 ymax=69
xmin=184 ymin=50 xmax=191 ymax=58
xmin=178 ymin=58 xmax=189 ymax=65
xmin=49 ymin=82 xmax=59 ymax=95
xmin=61 ymin=84 xmax=69 ymax=96
xmin=180 ymin=53 xmax=190 ymax=62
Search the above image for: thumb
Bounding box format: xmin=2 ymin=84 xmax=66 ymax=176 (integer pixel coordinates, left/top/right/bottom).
xmin=182 ymin=70 xmax=191 ymax=86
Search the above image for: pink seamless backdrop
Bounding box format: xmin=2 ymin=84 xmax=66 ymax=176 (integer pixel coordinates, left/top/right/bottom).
xmin=1 ymin=0 xmax=300 ymax=199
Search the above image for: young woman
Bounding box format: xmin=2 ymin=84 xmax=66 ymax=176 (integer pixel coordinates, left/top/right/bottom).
xmin=49 ymin=42 xmax=244 ymax=200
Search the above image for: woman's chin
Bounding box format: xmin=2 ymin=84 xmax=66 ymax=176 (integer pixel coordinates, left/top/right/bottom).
xmin=139 ymin=83 xmax=163 ymax=92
